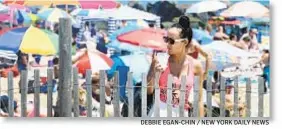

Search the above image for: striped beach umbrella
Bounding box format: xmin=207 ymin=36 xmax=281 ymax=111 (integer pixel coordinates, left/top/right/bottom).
xmin=16 ymin=10 xmax=38 ymax=26
xmin=75 ymin=50 xmax=114 ymax=76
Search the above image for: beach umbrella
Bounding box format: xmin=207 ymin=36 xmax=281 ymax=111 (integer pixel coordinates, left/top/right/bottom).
xmin=8 ymin=3 xmax=27 ymax=10
xmin=3 ymin=0 xmax=118 ymax=9
xmin=107 ymin=54 xmax=151 ymax=84
xmin=75 ymin=50 xmax=114 ymax=76
xmin=47 ymin=0 xmax=118 ymax=9
xmin=109 ymin=21 xmax=146 ymax=40
xmin=192 ymin=28 xmax=213 ymax=45
xmin=16 ymin=10 xmax=38 ymax=26
xmin=199 ymin=48 xmax=240 ymax=71
xmin=70 ymin=8 xmax=109 ymax=17
xmin=0 ymin=13 xmax=9 ymax=21
xmin=107 ymin=39 xmax=153 ymax=54
xmin=202 ymin=41 xmax=260 ymax=58
xmin=0 ymin=26 xmax=58 ymax=55
xmin=186 ymin=0 xmax=227 ymax=13
xmin=37 ymin=8 xmax=75 ymax=23
xmin=117 ymin=28 xmax=167 ymax=52
xmin=220 ymin=1 xmax=269 ymax=18
xmin=107 ymin=23 xmax=151 ymax=53
xmin=2 ymin=0 xmax=52 ymax=6
xmin=0 ymin=3 xmax=9 ymax=14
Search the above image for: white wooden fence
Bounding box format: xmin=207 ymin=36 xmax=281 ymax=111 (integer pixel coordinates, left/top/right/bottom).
xmin=0 ymin=68 xmax=266 ymax=117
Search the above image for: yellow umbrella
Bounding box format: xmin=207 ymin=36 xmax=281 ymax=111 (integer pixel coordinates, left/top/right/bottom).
xmin=20 ymin=26 xmax=58 ymax=55
xmin=51 ymin=0 xmax=80 ymax=6
xmin=23 ymin=0 xmax=52 ymax=6
xmin=28 ymin=13 xmax=38 ymax=24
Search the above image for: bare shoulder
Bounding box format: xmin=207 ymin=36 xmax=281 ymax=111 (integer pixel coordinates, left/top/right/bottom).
xmin=185 ymin=55 xmax=202 ymax=74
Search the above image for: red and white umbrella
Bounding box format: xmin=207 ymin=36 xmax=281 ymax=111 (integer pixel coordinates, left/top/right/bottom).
xmin=75 ymin=50 xmax=113 ymax=76
xmin=117 ymin=28 xmax=167 ymax=51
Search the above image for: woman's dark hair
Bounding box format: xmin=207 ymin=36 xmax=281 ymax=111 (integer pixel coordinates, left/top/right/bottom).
xmin=263 ymin=49 xmax=269 ymax=53
xmin=229 ymin=33 xmax=237 ymax=41
xmin=53 ymin=57 xmax=59 ymax=65
xmin=172 ymin=16 xmax=193 ymax=44
xmin=243 ymin=36 xmax=251 ymax=42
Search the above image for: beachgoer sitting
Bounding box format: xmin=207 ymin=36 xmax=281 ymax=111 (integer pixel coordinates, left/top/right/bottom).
xmin=214 ymin=26 xmax=229 ymax=40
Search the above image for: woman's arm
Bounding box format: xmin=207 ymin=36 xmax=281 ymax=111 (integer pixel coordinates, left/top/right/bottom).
xmin=195 ymin=45 xmax=211 ymax=79
xmin=147 ymin=52 xmax=163 ymax=95
xmin=193 ymin=60 xmax=205 ymax=117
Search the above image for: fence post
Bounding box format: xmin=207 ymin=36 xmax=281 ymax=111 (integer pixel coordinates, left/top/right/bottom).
xmin=246 ymin=78 xmax=251 ymax=117
xmin=34 ymin=69 xmax=40 ymax=117
xmin=233 ymin=76 xmax=239 ymax=117
xmin=220 ymin=76 xmax=226 ymax=117
xmin=47 ymin=68 xmax=54 ymax=117
xmin=113 ymin=71 xmax=120 ymax=117
xmin=206 ymin=75 xmax=213 ymax=117
xmin=20 ymin=70 xmax=28 ymax=117
xmin=154 ymin=72 xmax=160 ymax=117
xmin=57 ymin=18 xmax=73 ymax=117
xmin=258 ymin=77 xmax=264 ymax=117
xmin=167 ymin=74 xmax=173 ymax=117
xmin=127 ymin=72 xmax=134 ymax=117
xmin=86 ymin=70 xmax=92 ymax=117
xmin=99 ymin=70 xmax=106 ymax=117
xmin=8 ymin=72 xmax=14 ymax=117
xmin=141 ymin=73 xmax=147 ymax=117
xmin=179 ymin=76 xmax=186 ymax=117
xmin=72 ymin=67 xmax=79 ymax=117
xmin=193 ymin=76 xmax=200 ymax=117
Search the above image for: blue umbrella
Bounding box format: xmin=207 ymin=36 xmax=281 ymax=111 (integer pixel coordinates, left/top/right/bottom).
xmin=107 ymin=39 xmax=153 ymax=53
xmin=107 ymin=23 xmax=149 ymax=53
xmin=107 ymin=54 xmax=151 ymax=84
xmin=107 ymin=54 xmax=151 ymax=101
xmin=109 ymin=23 xmax=143 ymax=41
xmin=192 ymin=28 xmax=213 ymax=45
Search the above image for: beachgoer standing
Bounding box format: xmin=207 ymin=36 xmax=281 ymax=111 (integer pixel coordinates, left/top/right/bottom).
xmin=147 ymin=16 xmax=205 ymax=117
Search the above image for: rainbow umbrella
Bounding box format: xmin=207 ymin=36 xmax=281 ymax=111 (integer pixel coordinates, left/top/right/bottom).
xmin=16 ymin=10 xmax=38 ymax=26
xmin=0 ymin=25 xmax=58 ymax=55
xmin=37 ymin=8 xmax=75 ymax=23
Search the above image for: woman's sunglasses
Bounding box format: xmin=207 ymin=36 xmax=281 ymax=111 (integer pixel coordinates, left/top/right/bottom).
xmin=163 ymin=36 xmax=185 ymax=45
